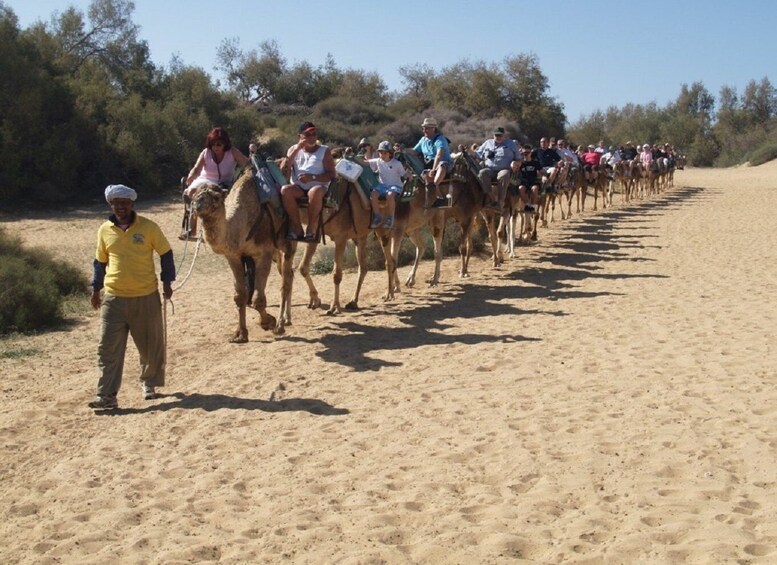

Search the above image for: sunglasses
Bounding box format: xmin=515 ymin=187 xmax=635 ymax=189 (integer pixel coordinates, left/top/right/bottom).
xmin=212 ymin=141 xmax=224 ymax=147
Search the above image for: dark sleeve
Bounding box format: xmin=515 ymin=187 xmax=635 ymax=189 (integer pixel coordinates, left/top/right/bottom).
xmin=91 ymin=260 xmax=107 ymax=291
xmin=160 ymin=250 xmax=176 ymax=284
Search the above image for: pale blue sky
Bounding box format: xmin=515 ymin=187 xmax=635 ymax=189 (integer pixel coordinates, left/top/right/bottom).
xmin=6 ymin=0 xmax=776 ymax=123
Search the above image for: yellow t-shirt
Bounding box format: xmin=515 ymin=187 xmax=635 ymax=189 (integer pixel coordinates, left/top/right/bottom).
xmin=95 ymin=215 xmax=171 ymax=297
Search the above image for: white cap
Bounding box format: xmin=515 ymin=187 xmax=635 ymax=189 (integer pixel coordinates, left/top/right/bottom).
xmin=105 ymin=184 xmax=137 ymax=203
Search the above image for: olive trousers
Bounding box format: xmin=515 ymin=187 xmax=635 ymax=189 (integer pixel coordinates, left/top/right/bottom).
xmin=96 ymin=291 xmax=165 ymax=398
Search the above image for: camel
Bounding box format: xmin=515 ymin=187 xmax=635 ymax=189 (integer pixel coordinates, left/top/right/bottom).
xmin=374 ymin=150 xmax=486 ymax=301
xmin=543 ymin=161 xmax=578 ymax=224
xmin=446 ymin=152 xmax=490 ymax=276
xmin=192 ymin=171 xmax=296 ymax=343
xmin=622 ymin=160 xmax=641 ymax=203
xmin=295 ymin=177 xmax=376 ymax=314
xmin=499 ymin=187 xmax=540 ymax=259
xmin=558 ymin=162 xmax=579 ymax=220
xmin=373 ymin=179 xmax=446 ymax=299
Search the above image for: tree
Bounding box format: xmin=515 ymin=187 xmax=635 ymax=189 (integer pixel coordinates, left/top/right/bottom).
xmin=741 ymin=77 xmax=777 ymax=126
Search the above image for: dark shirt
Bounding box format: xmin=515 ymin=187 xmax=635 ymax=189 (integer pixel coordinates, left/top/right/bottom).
xmin=518 ymin=159 xmax=542 ymax=185
xmin=534 ymin=148 xmax=561 ymax=168
xmin=622 ymin=147 xmax=638 ymax=160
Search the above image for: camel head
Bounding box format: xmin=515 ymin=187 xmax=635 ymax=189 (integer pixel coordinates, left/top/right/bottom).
xmin=192 ymin=183 xmax=229 ymax=218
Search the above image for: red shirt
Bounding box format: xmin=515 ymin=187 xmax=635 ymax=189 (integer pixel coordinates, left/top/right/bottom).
xmin=582 ymin=151 xmax=601 ymax=166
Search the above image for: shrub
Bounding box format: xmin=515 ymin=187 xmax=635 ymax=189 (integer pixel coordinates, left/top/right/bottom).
xmin=0 ymin=256 xmax=61 ymax=333
xmin=0 ymin=228 xmax=88 ymax=334
xmin=748 ymin=143 xmax=777 ymax=166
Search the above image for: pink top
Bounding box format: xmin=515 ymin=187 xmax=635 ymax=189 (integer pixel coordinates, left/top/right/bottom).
xmin=640 ymin=150 xmax=653 ymax=165
xmin=197 ymin=148 xmax=237 ymax=185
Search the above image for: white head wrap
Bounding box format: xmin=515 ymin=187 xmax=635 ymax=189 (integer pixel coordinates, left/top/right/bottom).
xmin=105 ymin=184 xmax=137 ymax=203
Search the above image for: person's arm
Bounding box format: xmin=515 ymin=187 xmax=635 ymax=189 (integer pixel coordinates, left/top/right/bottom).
xmin=90 ymin=259 xmax=106 ymax=309
xmin=159 ymin=249 xmax=175 ymax=300
xmin=232 ymin=147 xmax=250 ymax=168
xmin=186 ymin=150 xmax=206 ymax=185
xmin=320 ymin=148 xmax=336 ymax=182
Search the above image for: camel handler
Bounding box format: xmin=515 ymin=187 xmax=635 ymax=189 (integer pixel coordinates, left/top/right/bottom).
xmin=88 ymin=184 xmax=175 ymax=410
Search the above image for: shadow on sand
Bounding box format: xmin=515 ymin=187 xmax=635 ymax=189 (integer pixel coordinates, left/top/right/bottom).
xmin=93 ymin=392 xmax=350 ymax=416
xmin=282 ymin=185 xmax=709 ymax=372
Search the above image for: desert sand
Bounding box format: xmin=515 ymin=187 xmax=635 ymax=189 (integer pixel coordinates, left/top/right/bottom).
xmin=1 ymin=163 xmax=776 ymax=564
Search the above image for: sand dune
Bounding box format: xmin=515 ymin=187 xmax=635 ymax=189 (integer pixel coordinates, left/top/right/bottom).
xmin=1 ymin=163 xmax=776 ymax=563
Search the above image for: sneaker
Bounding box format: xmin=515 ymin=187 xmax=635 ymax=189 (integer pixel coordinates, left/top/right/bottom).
xmin=142 ymin=384 xmax=157 ymax=400
xmin=524 ymin=204 xmax=535 ymax=212
xmin=382 ymin=215 xmax=394 ymax=229
xmin=88 ymin=396 xmax=118 ymax=409
xmin=369 ymin=213 xmax=383 ymax=228
xmin=430 ymin=197 xmax=448 ymax=208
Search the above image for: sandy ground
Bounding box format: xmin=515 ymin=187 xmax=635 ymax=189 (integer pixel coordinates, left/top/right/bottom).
xmin=1 ymin=163 xmax=776 ymax=564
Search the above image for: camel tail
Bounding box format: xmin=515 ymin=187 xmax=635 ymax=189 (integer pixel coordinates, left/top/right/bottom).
xmin=242 ymin=256 xmax=256 ymax=298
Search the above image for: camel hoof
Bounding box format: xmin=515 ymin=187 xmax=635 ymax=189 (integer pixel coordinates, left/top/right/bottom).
xmin=344 ymin=301 xmax=359 ymax=311
xmin=460 ymin=272 xmax=470 ymax=278
xmin=272 ymin=325 xmax=285 ymax=336
xmin=260 ymin=315 xmax=277 ymax=331
xmin=308 ymin=298 xmax=321 ymax=309
xmin=229 ymin=333 xmax=248 ymax=344
xmin=326 ymin=307 xmax=341 ymax=316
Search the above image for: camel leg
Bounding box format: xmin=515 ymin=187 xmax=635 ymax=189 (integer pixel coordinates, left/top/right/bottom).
xmin=275 ymin=241 xmax=296 ymax=334
xmin=507 ymin=212 xmax=517 ymax=257
xmin=428 ymin=219 xmax=445 ymax=286
xmin=404 ymin=228 xmax=425 ymax=288
xmin=459 ymin=220 xmax=474 ymax=278
xmin=390 ymin=231 xmax=403 ymax=294
xmin=226 ymin=257 xmax=250 ymax=343
xmin=250 ymin=250 xmax=277 ymax=333
xmin=326 ymin=241 xmax=346 ymax=315
xmin=377 ymin=231 xmax=397 ymax=301
xmin=298 ymin=243 xmax=322 ymax=309
xmin=345 ymin=237 xmax=368 ymax=310
xmin=484 ymin=211 xmax=501 ymax=267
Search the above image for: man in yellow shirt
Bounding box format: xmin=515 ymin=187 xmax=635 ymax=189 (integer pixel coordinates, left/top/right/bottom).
xmin=89 ymin=184 xmax=175 ymax=409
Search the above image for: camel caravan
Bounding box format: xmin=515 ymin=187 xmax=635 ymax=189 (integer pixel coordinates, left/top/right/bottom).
xmin=180 ymin=121 xmax=683 ymax=342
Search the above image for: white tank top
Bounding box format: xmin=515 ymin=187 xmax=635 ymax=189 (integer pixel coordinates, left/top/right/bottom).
xmin=291 ymin=145 xmax=330 ymax=189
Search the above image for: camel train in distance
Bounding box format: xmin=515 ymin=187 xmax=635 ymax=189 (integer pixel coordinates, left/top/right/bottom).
xmin=189 ymin=139 xmax=681 ymax=343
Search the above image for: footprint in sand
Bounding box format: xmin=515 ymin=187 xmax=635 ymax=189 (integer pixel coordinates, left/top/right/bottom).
xmin=744 ymin=543 xmax=774 ymax=557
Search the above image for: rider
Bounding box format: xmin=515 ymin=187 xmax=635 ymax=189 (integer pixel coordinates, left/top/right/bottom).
xmin=517 ymin=144 xmax=542 ymax=211
xmin=601 ymin=145 xmax=622 ymax=178
xmin=413 ymin=117 xmax=452 ymax=208
xmin=533 ymin=137 xmax=562 ymax=187
xmin=581 ymin=144 xmax=602 ymax=184
xmin=473 ymin=126 xmax=521 ymax=211
xmin=280 ymin=121 xmax=336 ymax=242
xmin=181 ymin=127 xmax=250 ymax=240
xmin=364 ymin=140 xmax=407 ymax=229
xmin=622 ymin=141 xmax=638 ymax=162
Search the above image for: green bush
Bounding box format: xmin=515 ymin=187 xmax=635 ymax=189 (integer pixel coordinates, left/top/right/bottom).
xmin=749 ymin=143 xmax=777 ymax=167
xmin=0 ymin=228 xmax=88 ymax=334
xmin=0 ymin=256 xmax=61 ymax=333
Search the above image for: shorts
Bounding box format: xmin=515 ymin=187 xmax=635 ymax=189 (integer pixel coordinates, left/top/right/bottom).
xmin=423 ymin=161 xmax=453 ymax=175
xmin=372 ymin=183 xmax=402 ymax=197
